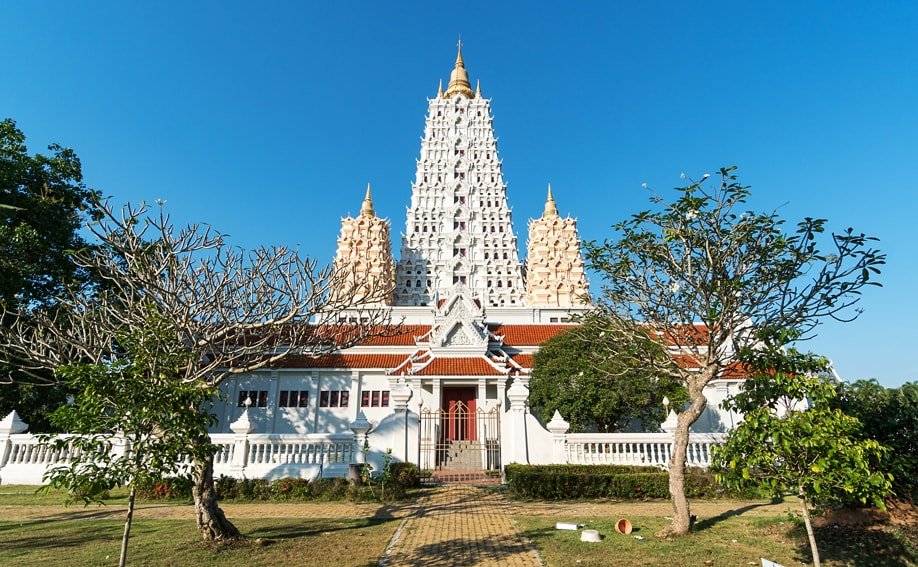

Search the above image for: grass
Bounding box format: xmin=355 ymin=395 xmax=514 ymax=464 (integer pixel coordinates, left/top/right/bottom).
xmin=0 ymin=517 xmax=398 ymax=567
xmin=517 ymin=514 xmax=918 ymax=567
xmin=0 ymin=484 xmax=133 ymax=506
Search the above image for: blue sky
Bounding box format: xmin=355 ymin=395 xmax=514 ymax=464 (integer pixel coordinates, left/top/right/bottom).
xmin=2 ymin=2 xmax=915 ymax=386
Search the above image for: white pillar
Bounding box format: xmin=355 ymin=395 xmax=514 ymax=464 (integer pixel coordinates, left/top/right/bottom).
xmin=546 ymin=410 xmax=570 ymax=464
xmin=229 ymin=402 xmax=256 ymax=473
xmin=506 ymin=377 xmax=530 ymax=465
xmin=0 ymin=411 xmax=29 ymax=476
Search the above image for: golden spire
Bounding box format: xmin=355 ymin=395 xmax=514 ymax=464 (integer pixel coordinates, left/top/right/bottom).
xmin=360 ymin=183 xmax=375 ymax=217
xmin=544 ymin=183 xmax=559 ymax=217
xmin=444 ymin=39 xmax=474 ymax=99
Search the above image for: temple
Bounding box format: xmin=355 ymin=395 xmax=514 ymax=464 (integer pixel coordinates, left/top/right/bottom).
xmin=207 ymin=44 xmax=743 ymax=477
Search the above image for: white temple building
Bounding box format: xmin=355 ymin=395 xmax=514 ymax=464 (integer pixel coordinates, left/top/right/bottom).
xmin=207 ymin=44 xmax=745 ymax=476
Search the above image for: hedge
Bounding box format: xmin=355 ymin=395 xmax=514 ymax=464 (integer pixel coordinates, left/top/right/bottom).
xmin=505 ymin=464 xmax=722 ymax=500
xmin=134 ymin=465 xmax=421 ymax=503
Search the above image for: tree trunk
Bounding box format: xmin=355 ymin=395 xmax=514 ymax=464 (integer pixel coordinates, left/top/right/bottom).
xmin=192 ymin=453 xmax=241 ymax=541
xmin=799 ymin=491 xmax=821 ymax=567
xmin=119 ymin=486 xmax=136 ymax=567
xmin=658 ymin=378 xmax=708 ymax=538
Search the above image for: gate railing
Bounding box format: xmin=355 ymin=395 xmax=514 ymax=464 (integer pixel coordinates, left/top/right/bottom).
xmin=418 ymin=404 xmax=501 ymax=472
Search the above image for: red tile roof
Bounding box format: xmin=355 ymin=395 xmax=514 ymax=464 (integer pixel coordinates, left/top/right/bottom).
xmin=354 ymin=325 xmax=431 ymax=346
xmin=413 ymin=357 xmax=507 ymax=376
xmin=718 ymin=360 xmax=753 ymax=379
xmin=510 ymin=353 xmax=535 ymax=368
xmin=273 ymin=354 xmax=408 ymax=369
xmin=489 ymin=324 xmax=574 ymax=346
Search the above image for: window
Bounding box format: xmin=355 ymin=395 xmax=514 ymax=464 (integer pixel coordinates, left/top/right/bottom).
xmin=362 ymin=390 xmax=391 ymax=407
xmin=279 ymin=390 xmax=309 ymax=408
xmin=320 ymin=390 xmax=349 ymax=408
xmin=238 ymin=390 xmax=268 ymax=408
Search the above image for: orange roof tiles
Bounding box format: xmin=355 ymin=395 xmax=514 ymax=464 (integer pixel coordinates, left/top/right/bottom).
xmin=510 ymin=353 xmax=535 ymax=368
xmin=489 ymin=324 xmax=574 ymax=346
xmin=273 ymin=354 xmax=408 ymax=369
xmin=413 ymin=357 xmax=507 ymax=376
xmin=354 ymin=325 xmax=431 ymax=346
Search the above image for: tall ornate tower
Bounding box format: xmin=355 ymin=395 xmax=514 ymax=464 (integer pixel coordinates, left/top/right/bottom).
xmin=395 ymin=42 xmax=525 ymax=307
xmin=332 ymin=185 xmax=395 ymax=306
xmin=524 ymin=185 xmax=589 ymax=306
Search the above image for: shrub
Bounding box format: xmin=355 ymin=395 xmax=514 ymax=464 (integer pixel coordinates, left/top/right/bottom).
xmin=389 ymin=462 xmax=420 ymax=489
xmin=212 ymin=474 xmax=411 ymax=502
xmin=135 ymin=476 xmax=193 ymax=500
xmin=505 ymin=464 xmax=726 ymax=500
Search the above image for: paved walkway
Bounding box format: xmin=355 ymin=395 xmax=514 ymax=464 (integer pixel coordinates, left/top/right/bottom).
xmin=381 ymin=486 xmax=542 ymax=567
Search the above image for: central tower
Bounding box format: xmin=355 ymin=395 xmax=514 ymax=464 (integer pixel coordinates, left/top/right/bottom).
xmin=395 ymin=43 xmax=525 ymax=307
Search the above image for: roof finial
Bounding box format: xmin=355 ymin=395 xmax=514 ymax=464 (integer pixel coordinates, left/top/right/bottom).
xmin=360 ymin=183 xmax=375 ymax=217
xmin=475 ymin=79 xmax=481 ymax=97
xmin=544 ymin=183 xmax=558 ymax=217
xmin=445 ymin=38 xmax=474 ymax=99
xmin=437 ymin=79 xmax=443 ymax=98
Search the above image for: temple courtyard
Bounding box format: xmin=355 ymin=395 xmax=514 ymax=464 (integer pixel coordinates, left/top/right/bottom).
xmin=0 ymin=485 xmax=913 ymax=566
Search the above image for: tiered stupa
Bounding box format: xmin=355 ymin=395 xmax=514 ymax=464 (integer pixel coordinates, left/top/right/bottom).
xmin=394 ymin=41 xmax=526 ymax=307
xmin=331 ymin=184 xmax=395 ymax=306
xmin=524 ymin=185 xmax=589 ymax=306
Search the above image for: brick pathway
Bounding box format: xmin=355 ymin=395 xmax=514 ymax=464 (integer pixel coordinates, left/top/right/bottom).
xmin=381 ymin=486 xmax=542 ymax=567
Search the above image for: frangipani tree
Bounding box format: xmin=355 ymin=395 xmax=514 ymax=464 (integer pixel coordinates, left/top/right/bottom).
xmin=0 ymin=198 xmax=393 ymax=541
xmin=584 ymin=167 xmax=884 ymax=536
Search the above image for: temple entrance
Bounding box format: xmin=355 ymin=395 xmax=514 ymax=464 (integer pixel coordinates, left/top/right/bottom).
xmin=442 ymin=387 xmax=476 ymax=441
xmin=418 ymin=388 xmax=501 ymax=482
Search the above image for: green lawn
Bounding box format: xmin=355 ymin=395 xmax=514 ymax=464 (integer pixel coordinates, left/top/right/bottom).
xmin=0 ymin=517 xmax=398 ymax=567
xmin=517 ymin=515 xmax=917 ymax=567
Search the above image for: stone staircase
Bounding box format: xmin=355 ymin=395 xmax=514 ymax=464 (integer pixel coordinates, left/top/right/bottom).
xmin=441 ymin=440 xmax=483 ymax=470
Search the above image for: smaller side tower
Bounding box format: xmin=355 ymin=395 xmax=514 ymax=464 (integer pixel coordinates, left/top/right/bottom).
xmin=332 ymin=185 xmax=395 ymax=306
xmin=524 ymin=185 xmax=589 ymax=307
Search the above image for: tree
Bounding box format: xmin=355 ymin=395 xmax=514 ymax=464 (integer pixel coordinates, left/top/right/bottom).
xmin=830 ymin=379 xmax=918 ymax=500
xmin=584 ymin=167 xmax=884 ymax=536
xmin=712 ymin=338 xmax=891 ymax=567
xmin=0 ymin=118 xmax=100 ymax=430
xmin=42 ymin=309 xmax=217 ymax=567
xmin=0 ymin=199 xmax=392 ymax=541
xmin=529 ymin=319 xmax=686 ymax=432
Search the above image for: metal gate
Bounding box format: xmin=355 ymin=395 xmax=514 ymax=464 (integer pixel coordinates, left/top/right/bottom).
xmin=418 ymin=402 xmax=501 ymax=475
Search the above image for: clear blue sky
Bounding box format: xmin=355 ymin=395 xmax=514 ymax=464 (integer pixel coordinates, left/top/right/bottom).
xmin=2 ymin=2 xmax=915 ymax=386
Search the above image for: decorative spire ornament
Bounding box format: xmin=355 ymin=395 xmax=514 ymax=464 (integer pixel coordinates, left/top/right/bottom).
xmin=544 ymin=183 xmax=559 ymax=217
xmin=445 ymin=39 xmax=474 ymax=99
xmin=360 ymin=183 xmax=375 ymax=217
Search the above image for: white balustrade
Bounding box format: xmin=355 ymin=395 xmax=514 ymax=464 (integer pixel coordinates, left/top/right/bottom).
xmin=562 ymin=432 xmax=726 ymax=468
xmin=0 ymin=430 xmax=359 ymax=485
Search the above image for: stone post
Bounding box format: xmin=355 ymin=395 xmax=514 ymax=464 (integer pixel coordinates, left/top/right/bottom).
xmin=545 ymin=410 xmax=570 ymax=464
xmin=229 ymin=398 xmax=256 ymax=472
xmin=506 ymin=377 xmax=530 ymax=465
xmin=349 ymin=411 xmax=372 ymax=464
xmin=0 ymin=411 xmax=29 ymax=477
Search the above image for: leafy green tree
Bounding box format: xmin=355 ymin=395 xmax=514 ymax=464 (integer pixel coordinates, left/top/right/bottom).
xmin=43 ymin=309 xmax=217 ymax=567
xmin=831 ymin=379 xmax=918 ymax=500
xmin=0 ymin=118 xmax=99 ymax=430
xmin=529 ymin=319 xmax=686 ymax=432
xmin=584 ymin=167 xmax=884 ymax=536
xmin=712 ymin=338 xmax=891 ymax=567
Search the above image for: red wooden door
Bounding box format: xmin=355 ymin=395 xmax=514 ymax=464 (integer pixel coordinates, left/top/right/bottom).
xmin=442 ymin=387 xmax=477 ymax=441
